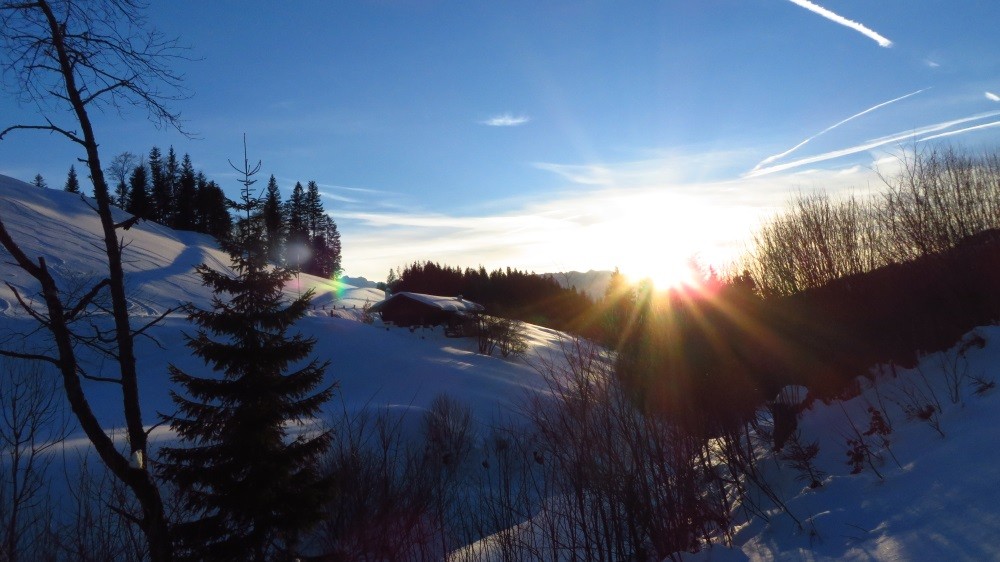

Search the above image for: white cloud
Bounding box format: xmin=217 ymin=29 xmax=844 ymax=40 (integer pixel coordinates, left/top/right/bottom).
xmin=481 ymin=113 xmax=531 ymax=127
xmin=987 ymin=92 xmax=1000 ymax=102
xmin=787 ymin=0 xmax=893 ymax=48
xmin=752 ymin=88 xmax=929 ymax=174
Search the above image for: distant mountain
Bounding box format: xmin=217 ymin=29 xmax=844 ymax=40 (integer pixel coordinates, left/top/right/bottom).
xmin=545 ymin=269 xmax=613 ymax=300
xmin=340 ymin=275 xmax=380 ymax=289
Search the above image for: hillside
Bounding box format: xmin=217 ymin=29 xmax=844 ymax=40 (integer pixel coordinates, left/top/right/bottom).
xmin=0 ymin=173 xmax=569 ymax=431
xmin=686 ymin=327 xmax=1000 ymax=561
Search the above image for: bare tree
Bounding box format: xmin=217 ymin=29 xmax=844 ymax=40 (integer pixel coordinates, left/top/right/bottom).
xmin=0 ymin=1 xmax=190 ymax=559
xmin=106 ymin=151 xmax=139 ymax=208
xmin=0 ymin=358 xmax=67 ymax=562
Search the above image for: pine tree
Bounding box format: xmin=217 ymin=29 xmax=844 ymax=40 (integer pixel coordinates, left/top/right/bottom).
xmin=148 ymin=146 xmax=170 ymax=223
xmin=284 ymin=181 xmax=309 ymax=269
xmin=164 ymin=146 xmax=180 ymax=223
xmin=64 ymin=164 xmax=80 ymax=193
xmin=261 ymin=175 xmax=285 ymax=264
xmin=305 ymin=180 xmax=323 ymax=238
xmin=173 ymin=153 xmax=198 ymax=230
xmin=127 ymin=163 xmax=152 ymax=219
xmin=309 ymin=215 xmax=342 ymax=279
xmin=159 ymin=139 xmax=334 ymax=561
xmin=195 ymin=174 xmax=232 ymax=241
xmin=31 ymin=174 xmax=47 ymax=189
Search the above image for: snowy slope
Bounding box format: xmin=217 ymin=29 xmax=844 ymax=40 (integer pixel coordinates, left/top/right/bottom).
xmin=685 ymin=327 xmax=1000 ymax=562
xmin=0 ymin=174 xmax=384 ymax=315
xmin=0 ymin=173 xmax=564 ymax=436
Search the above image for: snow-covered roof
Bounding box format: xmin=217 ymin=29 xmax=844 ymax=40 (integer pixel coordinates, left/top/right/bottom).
xmin=371 ymin=291 xmax=485 ymax=313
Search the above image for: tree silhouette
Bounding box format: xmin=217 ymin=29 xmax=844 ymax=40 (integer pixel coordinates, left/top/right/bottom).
xmin=159 ymin=139 xmax=335 ymax=560
xmin=63 ymin=164 xmax=80 ymax=193
xmin=0 ymin=1 xmax=189 ymax=558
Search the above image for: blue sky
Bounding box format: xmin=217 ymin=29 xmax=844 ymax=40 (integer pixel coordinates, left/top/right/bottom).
xmin=2 ymin=1 xmax=1000 ymax=286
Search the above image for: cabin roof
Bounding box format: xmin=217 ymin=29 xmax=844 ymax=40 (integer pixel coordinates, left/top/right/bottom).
xmin=369 ymin=291 xmax=485 ymax=314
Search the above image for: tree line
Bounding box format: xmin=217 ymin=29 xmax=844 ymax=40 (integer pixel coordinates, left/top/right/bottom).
xmin=385 ymin=261 xmax=596 ymax=335
xmin=36 ymin=146 xmax=342 ymax=279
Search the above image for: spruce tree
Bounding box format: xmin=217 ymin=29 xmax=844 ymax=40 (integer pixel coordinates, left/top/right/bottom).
xmin=148 ymin=146 xmax=170 ymax=223
xmin=260 ymin=175 xmax=285 ymax=264
xmin=310 ymin=215 xmax=342 ymax=279
xmin=127 ymin=163 xmax=152 ymax=219
xmin=305 ymin=180 xmax=323 ymax=238
xmin=64 ymin=164 xmax=80 ymax=193
xmin=159 ymin=139 xmax=334 ymax=561
xmin=173 ymin=153 xmax=198 ymax=230
xmin=285 ymin=181 xmax=309 ymax=269
xmin=32 ymin=174 xmax=47 ymax=189
xmin=195 ymin=175 xmax=232 ymax=241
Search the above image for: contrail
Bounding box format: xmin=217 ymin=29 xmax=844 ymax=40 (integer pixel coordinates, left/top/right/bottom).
xmin=920 ymin=120 xmax=1000 ymax=142
xmin=747 ymin=110 xmax=1000 ymax=177
xmin=787 ymin=0 xmax=893 ymax=47
xmin=750 ymin=88 xmax=928 ymax=174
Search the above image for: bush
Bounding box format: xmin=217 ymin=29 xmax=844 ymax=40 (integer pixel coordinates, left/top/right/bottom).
xmin=475 ymin=315 xmax=528 ymax=358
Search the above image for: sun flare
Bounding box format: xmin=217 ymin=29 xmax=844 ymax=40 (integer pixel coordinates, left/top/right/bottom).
xmin=587 ymin=192 xmax=725 ymax=291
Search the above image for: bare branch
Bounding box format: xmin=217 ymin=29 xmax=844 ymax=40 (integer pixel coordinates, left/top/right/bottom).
xmin=132 ymin=306 xmax=177 ymax=344
xmin=4 ymin=282 xmax=51 ymax=327
xmin=77 ymin=366 xmax=123 ymax=385
xmin=0 ymin=348 xmax=59 ymax=367
xmin=65 ymin=278 xmax=111 ymax=322
xmin=0 ymin=118 xmax=84 ymax=144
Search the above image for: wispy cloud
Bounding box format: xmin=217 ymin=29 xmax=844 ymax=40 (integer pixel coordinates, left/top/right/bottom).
xmin=787 ymin=0 xmax=893 ymax=48
xmin=987 ymin=92 xmax=1000 ymax=102
xmin=481 ymin=113 xmax=531 ymax=127
xmin=751 ymin=88 xmax=929 ymax=174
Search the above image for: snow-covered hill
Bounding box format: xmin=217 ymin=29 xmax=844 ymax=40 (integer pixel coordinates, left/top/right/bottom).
xmin=0 ymin=173 xmax=565 ymax=431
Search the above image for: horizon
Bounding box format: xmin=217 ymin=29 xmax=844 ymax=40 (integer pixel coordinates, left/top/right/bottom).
xmin=2 ymin=1 xmax=1000 ymax=287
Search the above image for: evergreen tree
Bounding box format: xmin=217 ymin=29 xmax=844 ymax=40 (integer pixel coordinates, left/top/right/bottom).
xmin=173 ymin=153 xmax=198 ymax=230
xmin=164 ymin=146 xmax=180 ymax=223
xmin=148 ymin=146 xmax=170 ymax=223
xmin=31 ymin=174 xmax=47 ymax=189
xmin=261 ymin=175 xmax=285 ymax=264
xmin=64 ymin=164 xmax=80 ymax=193
xmin=127 ymin=162 xmax=152 ymax=219
xmin=195 ymin=175 xmax=232 ymax=241
xmin=309 ymin=215 xmax=342 ymax=279
xmin=159 ymin=140 xmax=334 ymax=561
xmin=284 ymin=181 xmax=309 ymax=269
xmin=305 ymin=180 xmax=323 ymax=238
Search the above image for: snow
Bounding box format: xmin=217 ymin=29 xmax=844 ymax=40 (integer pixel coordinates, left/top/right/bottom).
xmin=685 ymin=328 xmax=1000 ymax=562
xmin=2 ymin=173 xmax=1000 ymax=560
xmin=0 ymin=174 xmax=559 ymax=429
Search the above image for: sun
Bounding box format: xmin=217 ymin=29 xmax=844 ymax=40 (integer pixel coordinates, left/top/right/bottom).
xmin=515 ymin=188 xmax=750 ymax=291
xmin=594 ymin=193 xmax=719 ymax=291
xmin=626 ymin=260 xmax=701 ymax=291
